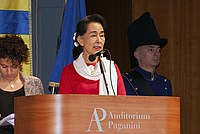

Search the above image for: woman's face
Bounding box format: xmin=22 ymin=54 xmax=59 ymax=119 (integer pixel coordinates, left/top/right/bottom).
xmin=78 ymin=22 xmax=105 ymax=62
xmin=0 ymin=58 xmax=20 ymax=81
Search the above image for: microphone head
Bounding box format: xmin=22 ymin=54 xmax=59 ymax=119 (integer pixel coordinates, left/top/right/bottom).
xmin=88 ymin=50 xmax=105 ymax=62
xmin=88 ymin=54 xmax=96 ymax=62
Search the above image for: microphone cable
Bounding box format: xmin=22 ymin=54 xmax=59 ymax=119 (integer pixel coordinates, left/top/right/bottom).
xmin=104 ymin=49 xmax=116 ymax=96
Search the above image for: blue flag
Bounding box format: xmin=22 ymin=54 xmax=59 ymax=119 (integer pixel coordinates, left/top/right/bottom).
xmin=49 ymin=0 xmax=86 ymax=85
xmin=0 ymin=0 xmax=32 ymax=76
xmin=0 ymin=10 xmax=29 ymax=34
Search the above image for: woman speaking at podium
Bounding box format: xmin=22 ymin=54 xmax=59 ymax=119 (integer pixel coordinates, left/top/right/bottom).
xmin=59 ymin=14 xmax=126 ymax=96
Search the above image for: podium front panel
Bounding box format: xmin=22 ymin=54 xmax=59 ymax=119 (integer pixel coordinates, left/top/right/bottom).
xmin=14 ymin=94 xmax=180 ymax=134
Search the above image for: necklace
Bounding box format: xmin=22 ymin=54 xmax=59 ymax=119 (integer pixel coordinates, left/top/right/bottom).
xmin=10 ymin=82 xmax=15 ymax=89
xmin=0 ymin=78 xmax=17 ymax=89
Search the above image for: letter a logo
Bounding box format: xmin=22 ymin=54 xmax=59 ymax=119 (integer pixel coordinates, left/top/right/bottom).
xmin=86 ymin=108 xmax=107 ymax=132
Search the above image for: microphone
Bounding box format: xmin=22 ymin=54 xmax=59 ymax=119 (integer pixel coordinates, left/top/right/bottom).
xmin=88 ymin=50 xmax=105 ymax=62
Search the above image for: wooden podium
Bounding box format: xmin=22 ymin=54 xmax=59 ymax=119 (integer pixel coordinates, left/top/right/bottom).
xmin=14 ymin=94 xmax=180 ymax=134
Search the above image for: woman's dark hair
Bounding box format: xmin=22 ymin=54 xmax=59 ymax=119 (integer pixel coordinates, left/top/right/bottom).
xmin=0 ymin=34 xmax=29 ymax=69
xmin=73 ymin=14 xmax=108 ymax=59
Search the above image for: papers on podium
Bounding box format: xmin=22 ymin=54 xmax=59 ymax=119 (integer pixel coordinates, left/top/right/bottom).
xmin=0 ymin=113 xmax=14 ymax=126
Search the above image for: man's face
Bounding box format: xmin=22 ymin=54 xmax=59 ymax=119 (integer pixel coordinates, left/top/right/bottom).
xmin=134 ymin=45 xmax=161 ymax=70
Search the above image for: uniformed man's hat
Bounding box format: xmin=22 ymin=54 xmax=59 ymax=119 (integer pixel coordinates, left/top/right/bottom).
xmin=127 ymin=12 xmax=168 ymax=68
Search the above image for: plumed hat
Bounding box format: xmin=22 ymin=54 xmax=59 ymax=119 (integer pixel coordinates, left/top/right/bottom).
xmin=127 ymin=12 xmax=168 ymax=68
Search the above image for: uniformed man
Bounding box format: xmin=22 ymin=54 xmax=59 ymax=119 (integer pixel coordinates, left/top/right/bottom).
xmin=123 ymin=12 xmax=172 ymax=96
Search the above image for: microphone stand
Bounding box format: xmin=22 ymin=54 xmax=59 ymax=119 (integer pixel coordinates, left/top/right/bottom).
xmin=99 ymin=55 xmax=109 ymax=95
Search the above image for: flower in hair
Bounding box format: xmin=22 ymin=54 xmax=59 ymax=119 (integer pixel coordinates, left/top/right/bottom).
xmin=73 ymin=32 xmax=79 ymax=47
